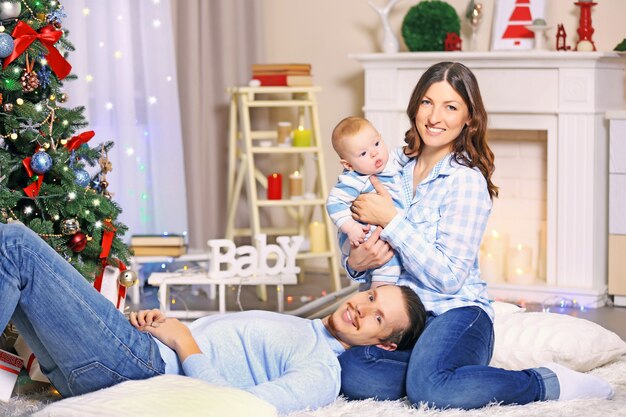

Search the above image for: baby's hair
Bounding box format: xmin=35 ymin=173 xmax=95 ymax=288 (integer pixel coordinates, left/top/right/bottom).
xmin=331 ymin=116 xmax=372 ymax=157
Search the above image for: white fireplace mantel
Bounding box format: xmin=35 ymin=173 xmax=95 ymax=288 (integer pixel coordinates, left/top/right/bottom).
xmin=351 ymin=51 xmax=626 ymax=307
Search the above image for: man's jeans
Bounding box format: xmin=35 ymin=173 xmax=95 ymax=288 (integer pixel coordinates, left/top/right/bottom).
xmin=339 ymin=305 xmax=558 ymax=408
xmin=0 ymin=223 xmax=165 ymax=397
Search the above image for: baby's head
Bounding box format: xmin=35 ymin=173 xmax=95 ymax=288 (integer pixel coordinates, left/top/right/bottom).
xmin=331 ymin=116 xmax=389 ymax=175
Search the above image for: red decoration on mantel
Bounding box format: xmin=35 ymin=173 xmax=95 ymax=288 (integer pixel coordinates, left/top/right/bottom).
xmin=575 ymin=1 xmax=597 ymax=51
xmin=556 ymin=24 xmax=571 ymax=51
xmin=444 ymin=33 xmax=462 ymax=51
xmin=502 ymin=0 xmax=534 ymax=46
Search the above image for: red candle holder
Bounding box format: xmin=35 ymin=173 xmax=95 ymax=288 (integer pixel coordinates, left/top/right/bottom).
xmin=267 ymin=173 xmax=282 ymax=200
xmin=575 ymin=1 xmax=597 ymax=51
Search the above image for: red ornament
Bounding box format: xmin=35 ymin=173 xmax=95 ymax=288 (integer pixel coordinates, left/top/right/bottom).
xmin=68 ymin=232 xmax=88 ymax=252
xmin=444 ymin=32 xmax=462 ymax=51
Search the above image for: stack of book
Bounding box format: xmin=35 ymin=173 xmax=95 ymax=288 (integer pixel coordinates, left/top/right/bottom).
xmin=130 ymin=234 xmax=186 ymax=257
xmin=251 ymin=63 xmax=313 ymax=87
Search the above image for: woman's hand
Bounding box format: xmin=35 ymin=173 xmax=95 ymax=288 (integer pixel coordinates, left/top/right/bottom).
xmin=351 ymin=176 xmax=397 ymax=227
xmin=347 ymin=227 xmax=394 ymax=272
xmin=129 ymin=309 xmax=167 ymax=331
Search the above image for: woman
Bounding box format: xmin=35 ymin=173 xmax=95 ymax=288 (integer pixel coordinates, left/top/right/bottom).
xmin=338 ymin=61 xmax=613 ymax=408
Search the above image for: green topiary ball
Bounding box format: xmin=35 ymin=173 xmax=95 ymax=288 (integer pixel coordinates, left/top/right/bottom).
xmin=402 ymin=0 xmax=461 ymax=51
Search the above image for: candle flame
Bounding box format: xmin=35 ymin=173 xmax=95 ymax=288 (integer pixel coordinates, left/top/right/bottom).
xmin=491 ymin=230 xmax=500 ymax=238
xmin=293 ymin=170 xmax=300 ymax=176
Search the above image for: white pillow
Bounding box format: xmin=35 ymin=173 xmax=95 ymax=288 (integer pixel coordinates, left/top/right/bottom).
xmin=32 ymin=375 xmax=277 ymax=417
xmin=490 ymin=307 xmax=626 ymax=372
xmin=492 ymin=301 xmax=526 ymax=315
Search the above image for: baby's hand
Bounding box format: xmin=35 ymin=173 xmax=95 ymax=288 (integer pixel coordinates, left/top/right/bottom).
xmin=341 ymin=221 xmax=370 ymax=247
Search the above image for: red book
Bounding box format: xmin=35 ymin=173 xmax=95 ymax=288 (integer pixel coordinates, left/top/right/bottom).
xmin=252 ymin=74 xmax=313 ymax=87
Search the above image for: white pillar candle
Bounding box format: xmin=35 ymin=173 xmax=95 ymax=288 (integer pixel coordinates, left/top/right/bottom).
xmin=481 ymin=230 xmax=508 ymax=281
xmin=537 ymin=221 xmax=547 ymax=281
xmin=507 ymin=244 xmax=535 ymax=285
xmin=479 ymin=251 xmax=502 ymax=283
xmin=309 ymin=221 xmax=327 ymax=253
xmin=289 ymin=171 xmax=303 ymax=198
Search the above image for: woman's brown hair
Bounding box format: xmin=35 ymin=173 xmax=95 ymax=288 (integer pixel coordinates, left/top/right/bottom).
xmin=404 ymin=61 xmax=498 ymax=199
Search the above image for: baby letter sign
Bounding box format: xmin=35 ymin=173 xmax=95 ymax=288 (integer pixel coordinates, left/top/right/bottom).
xmin=208 ymin=234 xmax=303 ymax=278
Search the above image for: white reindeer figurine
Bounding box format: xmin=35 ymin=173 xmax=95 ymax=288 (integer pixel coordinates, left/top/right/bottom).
xmin=368 ymin=0 xmax=400 ymax=53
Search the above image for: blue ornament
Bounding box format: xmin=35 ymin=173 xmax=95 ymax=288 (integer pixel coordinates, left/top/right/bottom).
xmin=74 ymin=168 xmax=91 ymax=187
xmin=91 ymin=177 xmax=102 ymax=192
xmin=30 ymin=151 xmax=53 ymax=174
xmin=0 ymin=33 xmax=14 ymax=59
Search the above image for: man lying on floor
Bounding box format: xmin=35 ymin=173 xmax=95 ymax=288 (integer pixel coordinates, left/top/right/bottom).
xmin=0 ymin=222 xmax=427 ymax=415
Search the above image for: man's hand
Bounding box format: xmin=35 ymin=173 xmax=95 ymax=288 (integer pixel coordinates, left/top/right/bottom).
xmin=351 ymin=176 xmax=397 ymax=227
xmin=143 ymin=318 xmax=202 ymax=362
xmin=347 ymin=226 xmax=394 ymax=272
xmin=129 ymin=309 xmax=166 ymax=331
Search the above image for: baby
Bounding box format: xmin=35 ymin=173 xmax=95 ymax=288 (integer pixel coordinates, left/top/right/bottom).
xmin=326 ymin=116 xmax=407 ymax=287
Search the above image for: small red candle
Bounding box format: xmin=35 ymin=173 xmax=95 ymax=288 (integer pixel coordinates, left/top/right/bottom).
xmin=267 ymin=173 xmax=282 ymax=200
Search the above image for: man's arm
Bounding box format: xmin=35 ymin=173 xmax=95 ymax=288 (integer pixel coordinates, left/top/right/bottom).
xmin=181 ymin=354 xmax=340 ymax=415
xmin=142 ymin=317 xmax=202 ymax=362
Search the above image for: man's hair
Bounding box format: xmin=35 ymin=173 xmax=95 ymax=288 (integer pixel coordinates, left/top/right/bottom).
xmin=331 ymin=116 xmax=372 ymax=157
xmin=379 ymin=285 xmax=427 ymax=350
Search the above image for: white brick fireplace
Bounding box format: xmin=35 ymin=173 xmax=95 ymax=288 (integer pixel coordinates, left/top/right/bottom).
xmin=351 ymin=52 xmax=625 ymax=307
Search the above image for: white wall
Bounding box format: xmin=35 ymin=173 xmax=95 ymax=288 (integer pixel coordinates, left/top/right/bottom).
xmin=259 ymin=0 xmax=625 ymax=189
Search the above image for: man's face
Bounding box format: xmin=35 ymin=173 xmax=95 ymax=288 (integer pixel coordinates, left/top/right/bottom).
xmin=326 ymin=285 xmax=410 ymax=351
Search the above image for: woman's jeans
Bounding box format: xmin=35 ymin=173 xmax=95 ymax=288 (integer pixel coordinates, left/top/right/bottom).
xmin=339 ymin=305 xmax=558 ymax=409
xmin=0 ymin=223 xmax=165 ymax=397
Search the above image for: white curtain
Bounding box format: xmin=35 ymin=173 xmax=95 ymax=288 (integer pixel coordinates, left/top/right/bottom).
xmin=63 ymin=0 xmax=188 ymax=239
xmin=172 ymin=0 xmax=261 ymax=249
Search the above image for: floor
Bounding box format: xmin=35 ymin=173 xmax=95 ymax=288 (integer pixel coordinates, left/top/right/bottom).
xmin=130 ymin=267 xmax=626 ymax=341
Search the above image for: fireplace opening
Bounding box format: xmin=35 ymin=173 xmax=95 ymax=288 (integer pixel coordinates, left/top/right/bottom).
xmin=480 ymin=129 xmax=548 ymax=286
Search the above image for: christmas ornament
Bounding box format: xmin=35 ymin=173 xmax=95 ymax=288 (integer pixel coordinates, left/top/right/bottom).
xmin=21 ymin=54 xmax=40 ymax=93
xmin=61 ymin=218 xmax=80 ymax=235
xmin=5 ymin=22 xmax=71 ymax=80
xmin=556 ymin=24 xmax=571 ymax=51
xmin=3 ymin=103 xmax=12 ymax=112
xmin=0 ymin=1 xmax=21 ymax=19
xmin=59 ymin=92 xmax=68 ymax=103
xmin=118 ymin=270 xmax=138 ymax=288
xmin=73 ymin=168 xmax=91 ymax=187
xmin=98 ymin=145 xmax=114 ymax=199
xmin=0 ymin=32 xmax=13 ymax=58
xmin=30 ymin=150 xmax=53 ymax=174
xmin=91 ymin=177 xmax=102 ymax=192
xmin=37 ymin=64 xmax=52 ymax=89
xmin=68 ymin=232 xmax=88 ymax=252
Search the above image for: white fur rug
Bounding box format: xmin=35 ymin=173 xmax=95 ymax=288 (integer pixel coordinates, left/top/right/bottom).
xmin=2 ymin=357 xmax=624 ymax=417
xmin=287 ymin=356 xmax=626 ymax=417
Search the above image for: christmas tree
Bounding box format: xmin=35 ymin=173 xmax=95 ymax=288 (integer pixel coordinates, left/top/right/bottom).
xmin=0 ymin=0 xmax=134 ymax=285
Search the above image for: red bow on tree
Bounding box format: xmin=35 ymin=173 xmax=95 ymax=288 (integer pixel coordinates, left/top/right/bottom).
xmin=3 ymin=22 xmax=72 ymax=80
xmin=22 ymin=156 xmax=44 ymax=197
xmin=65 ymin=130 xmax=95 ymax=151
